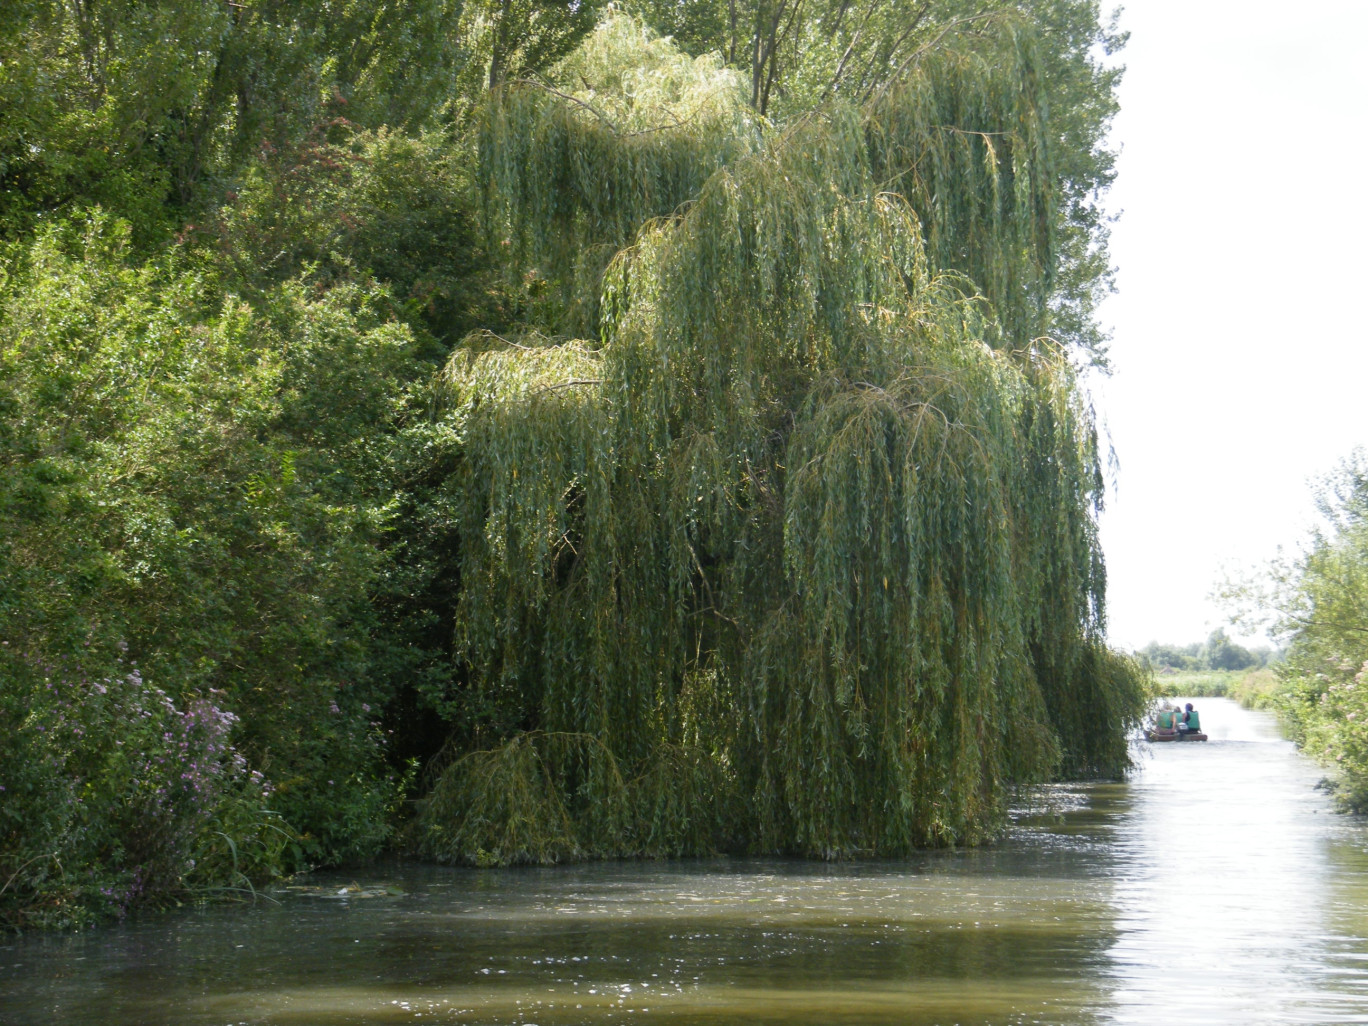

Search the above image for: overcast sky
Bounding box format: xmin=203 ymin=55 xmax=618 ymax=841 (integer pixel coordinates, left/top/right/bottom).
xmin=1092 ymin=0 xmax=1368 ymax=651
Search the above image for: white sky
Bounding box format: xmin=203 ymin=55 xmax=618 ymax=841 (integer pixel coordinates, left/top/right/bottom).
xmin=1093 ymin=0 xmax=1368 ymax=651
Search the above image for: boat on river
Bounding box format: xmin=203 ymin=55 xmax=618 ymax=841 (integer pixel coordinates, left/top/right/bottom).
xmin=1145 ymin=728 xmax=1207 ymax=742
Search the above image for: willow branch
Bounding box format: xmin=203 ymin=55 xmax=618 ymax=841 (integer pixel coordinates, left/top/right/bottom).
xmin=510 ymin=79 xmax=709 ymax=138
xmin=538 ymin=378 xmax=603 ymax=392
xmin=866 ymin=10 xmax=1002 ymax=104
xmin=510 ymin=78 xmax=620 ymax=131
xmin=478 ymin=329 xmax=536 ymax=351
xmin=824 ymin=1 xmax=930 ymax=105
xmin=932 ymin=125 xmax=1009 ymax=138
xmin=0 ymin=853 xmax=57 ymax=898
xmin=817 ymin=2 xmax=880 ymax=104
xmin=1285 ymin=615 xmax=1368 ymax=636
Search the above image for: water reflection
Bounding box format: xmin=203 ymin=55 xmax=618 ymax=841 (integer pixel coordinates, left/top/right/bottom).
xmin=2 ymin=699 xmax=1367 ymax=1025
xmin=1100 ymin=698 xmax=1368 ymax=1025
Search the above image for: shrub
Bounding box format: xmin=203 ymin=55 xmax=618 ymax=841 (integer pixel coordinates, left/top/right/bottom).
xmin=0 ymin=650 xmax=285 ymax=930
xmin=0 ymin=211 xmax=415 ymax=876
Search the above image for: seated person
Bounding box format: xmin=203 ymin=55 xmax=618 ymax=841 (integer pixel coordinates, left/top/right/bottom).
xmin=1153 ymin=705 xmax=1178 ymax=735
xmin=1178 ymin=702 xmax=1201 ymax=734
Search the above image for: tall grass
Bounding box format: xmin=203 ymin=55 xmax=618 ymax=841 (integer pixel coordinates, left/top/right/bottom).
xmin=1152 ymin=668 xmax=1281 ymax=710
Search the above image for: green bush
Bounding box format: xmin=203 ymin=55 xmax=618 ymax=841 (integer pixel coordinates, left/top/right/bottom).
xmin=1227 ymin=668 xmax=1281 ymax=710
xmin=1254 ymin=450 xmax=1368 ymax=810
xmin=0 ymin=651 xmax=283 ymax=929
xmin=206 ymin=126 xmax=499 ymax=346
xmin=0 ymin=210 xmax=418 ymax=883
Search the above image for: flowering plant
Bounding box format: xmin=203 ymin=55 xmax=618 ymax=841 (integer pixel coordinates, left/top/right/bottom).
xmin=0 ymin=650 xmax=286 ymax=929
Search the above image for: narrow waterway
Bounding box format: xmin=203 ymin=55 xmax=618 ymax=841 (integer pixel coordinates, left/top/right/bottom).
xmin=4 ymin=698 xmax=1368 ymax=1025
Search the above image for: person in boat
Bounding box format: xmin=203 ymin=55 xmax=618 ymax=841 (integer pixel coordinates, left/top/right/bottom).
xmin=1153 ymin=704 xmax=1179 ymax=735
xmin=1178 ymin=702 xmax=1202 ymax=735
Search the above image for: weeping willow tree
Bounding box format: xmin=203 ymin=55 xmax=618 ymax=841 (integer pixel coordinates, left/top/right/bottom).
xmin=476 ymin=15 xmax=762 ymax=337
xmin=419 ymin=14 xmax=1145 ymax=863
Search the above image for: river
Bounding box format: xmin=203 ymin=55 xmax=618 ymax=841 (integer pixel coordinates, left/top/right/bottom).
xmin=4 ymin=698 xmax=1368 ymax=1025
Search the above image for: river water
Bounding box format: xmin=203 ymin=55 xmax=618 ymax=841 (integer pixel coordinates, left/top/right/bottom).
xmin=5 ymin=698 xmax=1368 ymax=1025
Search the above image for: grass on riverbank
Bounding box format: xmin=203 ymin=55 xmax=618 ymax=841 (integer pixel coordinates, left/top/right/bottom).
xmin=1152 ymin=668 xmax=1281 ymax=710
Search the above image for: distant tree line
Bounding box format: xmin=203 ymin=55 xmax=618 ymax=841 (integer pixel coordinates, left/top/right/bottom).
xmin=1136 ymin=631 xmax=1274 ymax=673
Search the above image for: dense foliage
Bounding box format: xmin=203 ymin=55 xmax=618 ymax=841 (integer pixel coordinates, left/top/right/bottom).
xmin=1137 ymin=631 xmax=1270 ymax=673
xmin=1 ymin=0 xmax=1143 ymax=927
xmin=1246 ymin=451 xmax=1368 ymax=809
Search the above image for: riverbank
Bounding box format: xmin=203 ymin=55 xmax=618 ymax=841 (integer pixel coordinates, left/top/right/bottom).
xmin=1152 ymin=666 xmax=1281 ymax=709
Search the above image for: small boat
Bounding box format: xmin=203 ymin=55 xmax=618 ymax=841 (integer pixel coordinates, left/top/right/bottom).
xmin=1145 ymin=728 xmax=1207 ymax=743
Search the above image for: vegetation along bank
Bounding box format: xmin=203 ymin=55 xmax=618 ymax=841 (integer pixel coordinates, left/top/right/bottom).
xmin=0 ymin=0 xmax=1148 ymax=928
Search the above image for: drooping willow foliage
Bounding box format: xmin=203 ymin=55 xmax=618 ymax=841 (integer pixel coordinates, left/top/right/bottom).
xmin=419 ymin=15 xmax=1145 ymax=863
xmin=864 ymin=20 xmax=1056 ymax=352
xmin=477 ymin=15 xmax=760 ymax=336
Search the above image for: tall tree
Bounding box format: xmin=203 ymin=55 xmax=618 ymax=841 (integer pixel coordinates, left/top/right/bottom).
xmin=0 ymin=0 xmax=505 ymax=232
xmin=621 ymin=0 xmax=1123 ymax=360
xmin=416 ymin=16 xmax=1144 ymax=864
xmin=452 ymin=0 xmax=602 ymax=94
